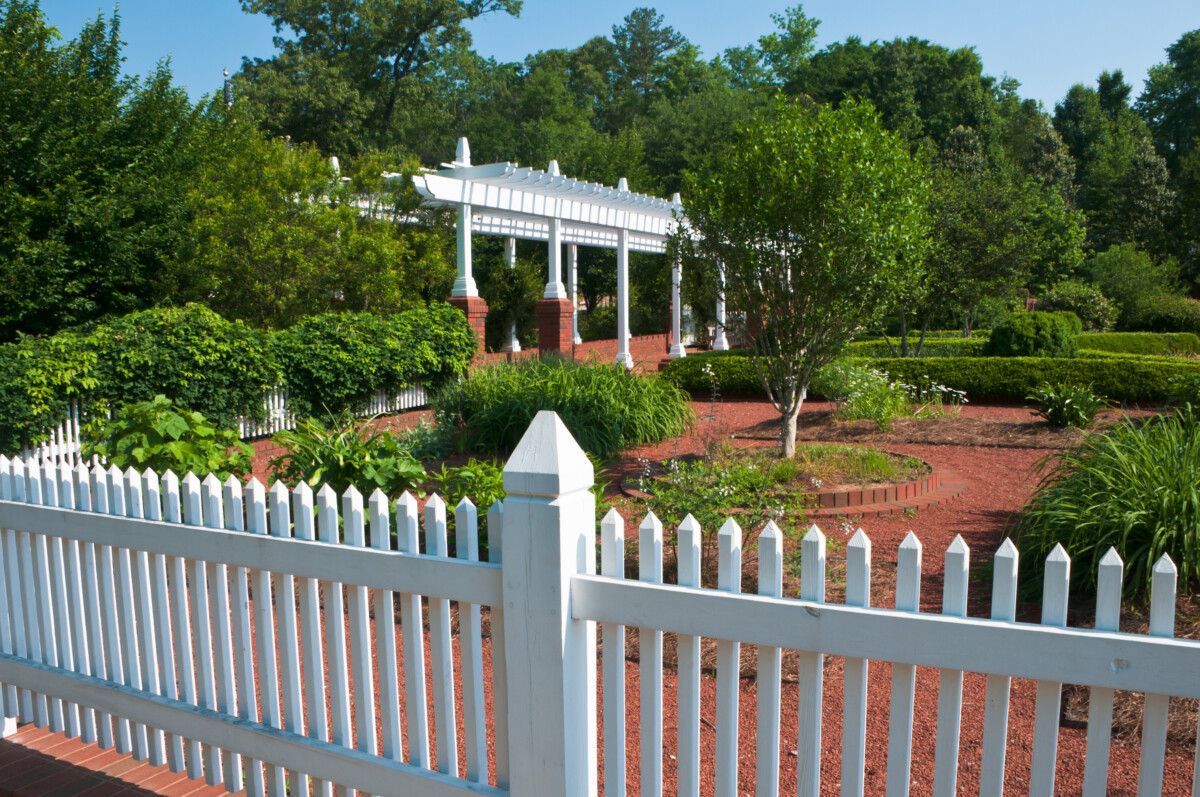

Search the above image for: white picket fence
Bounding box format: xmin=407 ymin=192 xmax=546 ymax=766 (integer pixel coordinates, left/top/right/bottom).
xmin=17 ymin=385 xmax=429 ymax=467
xmin=0 ymin=410 xmax=1198 ymax=797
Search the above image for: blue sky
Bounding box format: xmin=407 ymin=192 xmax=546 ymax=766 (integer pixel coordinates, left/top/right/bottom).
xmin=48 ymin=0 xmax=1200 ymax=111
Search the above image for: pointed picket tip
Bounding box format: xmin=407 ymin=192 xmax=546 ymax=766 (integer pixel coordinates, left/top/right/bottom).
xmin=316 ymin=482 xmax=338 ymax=502
xmin=342 ymin=485 xmax=363 ymax=511
xmin=245 ymin=476 xmax=264 ymax=494
xmin=181 ymin=471 xmax=201 ymax=489
xmin=848 ymin=528 xmax=870 ymax=550
xmin=269 ymin=480 xmax=290 ymax=499
xmin=202 ymin=471 xmax=223 ymax=490
xmin=91 ymin=461 xmax=107 ymax=479
xmin=76 ymin=461 xmax=91 ymax=479
xmin=678 ymin=513 xmax=700 ymax=534
xmin=108 ymin=463 xmax=124 ymax=478
xmin=294 ymin=481 xmax=313 ymax=501
xmin=503 ymin=411 xmax=593 ymax=498
xmin=1153 ymin=553 xmax=1177 ymax=575
xmin=141 ymin=467 xmax=160 ymax=487
xmin=947 ymin=534 xmax=968 ymax=554
xmin=425 ymin=492 xmax=445 ymax=512
xmin=995 ymin=537 xmax=1018 ymax=560
xmin=396 ymin=491 xmax=418 ymax=511
xmin=803 ymin=523 xmax=825 ymax=544
xmin=0 ymin=454 xmax=8 ymax=469
xmin=369 ymin=488 xmax=388 ymax=507
xmin=1045 ymin=542 xmax=1070 ymax=563
xmin=162 ymin=469 xmax=179 ymax=486
xmin=602 ymin=506 xmax=623 ymax=525
xmin=718 ymin=517 xmax=742 ymax=540
xmin=456 ymin=495 xmax=475 ymax=511
xmin=760 ymin=520 xmax=782 ymax=540
xmin=640 ymin=511 xmax=662 ymax=532
xmin=1099 ymin=546 xmax=1124 ymax=568
xmin=124 ymin=465 xmax=140 ymax=481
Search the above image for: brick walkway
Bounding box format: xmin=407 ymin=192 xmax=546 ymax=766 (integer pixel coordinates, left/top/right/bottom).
xmin=0 ymin=724 xmax=241 ymax=797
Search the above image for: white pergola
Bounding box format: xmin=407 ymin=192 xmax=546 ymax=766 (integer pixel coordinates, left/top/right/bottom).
xmin=410 ymin=138 xmax=688 ymax=365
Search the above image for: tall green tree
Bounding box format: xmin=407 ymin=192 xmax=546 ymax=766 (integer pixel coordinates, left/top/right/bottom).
xmin=678 ymin=100 xmax=931 ymax=457
xmin=1137 ymin=29 xmax=1200 ymax=176
xmin=235 ymin=0 xmax=521 ymax=156
xmin=0 ymin=2 xmax=209 ymax=341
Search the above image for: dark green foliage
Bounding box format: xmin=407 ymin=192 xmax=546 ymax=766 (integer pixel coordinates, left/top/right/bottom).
xmin=1168 ymin=374 xmax=1200 ymax=407
xmin=430 ymin=458 xmax=506 ymax=516
xmin=1083 ymin=244 xmax=1180 ymax=329
xmin=434 ymin=358 xmax=693 ymax=459
xmin=847 ymin=338 xmax=989 ymax=358
xmin=270 ymin=412 xmax=426 ymax=499
xmin=1028 ymin=382 xmax=1109 ymax=428
xmin=275 ymin=305 xmax=475 ymax=418
xmin=985 ymin=312 xmax=1080 ymax=358
xmin=1076 ymin=332 xmax=1200 ymax=356
xmin=1127 ymin=295 xmax=1200 ymax=336
xmin=83 ymin=395 xmax=252 ymax=481
xmin=1014 ymin=407 xmax=1200 ymax=598
xmin=1038 ymin=281 xmax=1116 ymax=332
xmin=658 ymin=351 xmax=765 ymax=394
xmin=873 ymin=356 xmax=1200 ymax=402
xmin=88 ymin=305 xmax=280 ymax=432
xmin=1052 ymin=311 xmax=1084 ymax=336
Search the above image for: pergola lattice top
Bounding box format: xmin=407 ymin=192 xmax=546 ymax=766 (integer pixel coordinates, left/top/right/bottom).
xmin=412 ymin=148 xmax=682 ymax=254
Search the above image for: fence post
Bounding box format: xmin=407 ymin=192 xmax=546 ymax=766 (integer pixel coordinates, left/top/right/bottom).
xmin=500 ymin=410 xmax=597 ymax=797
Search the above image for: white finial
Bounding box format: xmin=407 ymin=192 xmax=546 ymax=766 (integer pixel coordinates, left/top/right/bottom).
xmin=330 ymin=156 xmax=340 ymax=175
xmin=671 ymin=192 xmax=682 ymax=205
xmin=548 ymin=160 xmax=560 ymax=176
xmin=618 ymin=177 xmax=629 ymax=192
xmin=456 ymin=136 xmax=471 ymax=166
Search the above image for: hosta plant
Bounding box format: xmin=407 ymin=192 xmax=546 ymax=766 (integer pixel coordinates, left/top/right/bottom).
xmin=1028 ymin=382 xmax=1109 ymax=428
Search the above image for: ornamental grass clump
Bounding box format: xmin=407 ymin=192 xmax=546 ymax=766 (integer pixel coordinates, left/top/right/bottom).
xmin=434 ymin=357 xmax=693 ymax=460
xmin=1013 ymin=406 xmax=1200 ymax=599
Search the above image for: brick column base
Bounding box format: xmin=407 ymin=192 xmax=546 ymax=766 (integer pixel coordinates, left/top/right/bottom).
xmin=537 ymin=298 xmax=575 ymax=357
xmin=448 ymin=296 xmax=489 ymax=359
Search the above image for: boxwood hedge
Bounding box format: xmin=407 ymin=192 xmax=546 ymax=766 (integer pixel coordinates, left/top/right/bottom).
xmin=663 ymin=348 xmax=1198 ymax=403
xmin=847 ymin=332 xmax=1200 ymax=359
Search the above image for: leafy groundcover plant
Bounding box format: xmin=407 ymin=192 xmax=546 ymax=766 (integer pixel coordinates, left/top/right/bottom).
xmin=1013 ymin=405 xmax=1200 ymax=599
xmin=1027 ymin=382 xmax=1110 ymax=428
xmin=83 ymin=395 xmax=252 ymax=481
xmin=434 ymin=357 xmax=694 ymax=460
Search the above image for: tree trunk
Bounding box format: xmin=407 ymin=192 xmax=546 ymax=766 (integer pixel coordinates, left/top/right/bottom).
xmin=780 ymin=387 xmax=806 ymax=458
xmin=899 ymin=315 xmax=909 ymax=358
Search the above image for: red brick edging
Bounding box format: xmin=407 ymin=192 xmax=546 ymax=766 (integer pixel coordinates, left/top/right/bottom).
xmin=809 ymin=469 xmax=967 ymax=519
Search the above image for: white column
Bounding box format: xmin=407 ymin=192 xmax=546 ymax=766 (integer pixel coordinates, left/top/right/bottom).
xmin=451 ymin=203 xmax=477 ymax=297
xmin=669 ymin=252 xmax=685 ymax=359
xmin=501 ymin=411 xmax=598 ymax=796
xmin=501 ymin=237 xmax=521 ymax=353
xmin=569 ymin=245 xmax=582 ymax=345
xmin=544 ymin=219 xmax=567 ymax=299
xmin=615 ymin=229 xmax=633 ymax=368
xmin=712 ymin=260 xmax=730 ymax=351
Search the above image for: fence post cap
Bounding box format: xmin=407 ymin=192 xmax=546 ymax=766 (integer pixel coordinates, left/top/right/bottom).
xmin=503 ymin=411 xmax=593 ymax=498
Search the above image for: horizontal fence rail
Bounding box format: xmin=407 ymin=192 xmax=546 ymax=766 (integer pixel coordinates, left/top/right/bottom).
xmin=0 ymin=455 xmax=502 ymax=797
xmin=16 ymin=385 xmax=430 ymax=466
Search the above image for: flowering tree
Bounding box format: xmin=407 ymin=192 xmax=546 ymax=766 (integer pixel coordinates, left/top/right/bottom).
xmin=677 ymin=99 xmax=931 ymax=457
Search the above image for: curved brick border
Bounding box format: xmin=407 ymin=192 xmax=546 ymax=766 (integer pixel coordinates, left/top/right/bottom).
xmin=621 ymin=459 xmax=968 ymax=520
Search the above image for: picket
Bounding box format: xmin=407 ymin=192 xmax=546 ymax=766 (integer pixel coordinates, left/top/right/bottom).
xmin=932 ymin=535 xmax=969 ymax=797
xmin=294 ymin=483 xmax=334 ymax=797
xmin=369 ymin=489 xmax=402 ymax=777
xmin=318 ymin=484 xmax=353 ymax=797
xmin=795 ymin=525 xmax=825 ymax=797
xmin=456 ymin=498 xmax=488 ymax=784
xmin=600 ymin=508 xmax=625 ymax=797
xmin=426 ymin=494 xmax=459 ymax=778
xmin=639 ymin=513 xmax=664 ymax=797
xmin=486 ymin=500 xmax=510 ymax=789
xmin=149 ymin=471 xmax=186 ymax=773
xmin=1138 ymin=556 xmax=1178 ymax=797
xmin=395 ymin=492 xmax=430 ymax=771
xmin=30 ymin=463 xmax=66 ymax=734
xmin=979 ymin=539 xmax=1018 ymax=797
xmin=841 ymin=529 xmax=870 ymax=797
xmin=344 ymin=485 xmax=379 ymax=790
xmin=714 ymin=518 xmax=742 ymax=797
xmin=125 ymin=468 xmax=166 ymax=765
xmin=270 ymin=480 xmax=309 ymax=796
xmin=248 ymin=479 xmax=287 ymax=797
xmin=885 ymin=532 xmax=921 ymax=797
xmin=94 ymin=464 xmax=130 ymax=753
xmin=675 ymin=514 xmax=702 ymax=797
xmin=0 ymin=457 xmax=19 ymax=721
xmin=1083 ymin=548 xmax=1124 ymax=797
xmin=166 ymin=471 xmax=204 ymax=779
xmin=1030 ymin=544 xmax=1070 ymax=796
xmin=185 ymin=472 xmax=222 ymax=785
xmin=79 ymin=465 xmax=113 ymax=749
xmin=755 ymin=522 xmax=783 ymax=797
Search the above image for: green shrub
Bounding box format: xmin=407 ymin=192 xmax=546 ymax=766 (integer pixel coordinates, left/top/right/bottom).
xmin=846 ymin=338 xmax=988 ymax=358
xmin=658 ymin=350 xmax=764 ymax=393
xmin=1027 ymin=383 xmax=1109 ymax=428
xmin=1128 ymin=294 xmax=1200 ymax=336
xmin=811 ymin=361 xmax=911 ymax=430
xmin=1076 ymin=332 xmax=1200 ymax=356
xmin=270 ymin=411 xmax=426 ymax=499
xmin=83 ymin=395 xmax=252 ymax=481
xmin=275 ymin=304 xmax=475 ymax=418
xmin=1013 ymin=406 xmax=1200 ymax=598
xmin=0 ymin=332 xmax=100 ymax=453
xmin=88 ymin=305 xmax=281 ymax=431
xmin=1168 ymin=374 xmax=1200 ymax=407
xmin=985 ymin=312 xmax=1079 ymax=358
xmin=1052 ymin=311 xmax=1084 ymax=336
xmin=872 ymin=356 xmax=1200 ymax=402
xmin=1085 ymin=244 xmax=1179 ymax=329
xmin=435 ymin=357 xmax=693 ymax=459
xmin=1037 ymin=281 xmax=1116 ymax=332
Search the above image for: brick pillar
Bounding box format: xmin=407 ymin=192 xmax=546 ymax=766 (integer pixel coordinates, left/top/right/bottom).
xmin=448 ymin=296 xmax=488 ymax=359
xmin=537 ymin=298 xmax=575 ymax=358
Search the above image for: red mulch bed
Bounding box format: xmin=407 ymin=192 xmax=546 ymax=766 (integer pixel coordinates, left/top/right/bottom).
xmin=245 ymin=397 xmax=1197 ymax=795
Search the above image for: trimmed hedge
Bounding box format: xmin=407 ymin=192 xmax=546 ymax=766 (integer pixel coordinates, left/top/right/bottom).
xmin=871 ymin=356 xmax=1200 ymax=402
xmin=663 ymin=348 xmax=1200 ymax=402
xmin=1076 ymin=332 xmax=1200 ymax=356
xmin=847 ymin=338 xmax=988 ymax=358
xmin=985 ymin=312 xmax=1079 ymax=358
